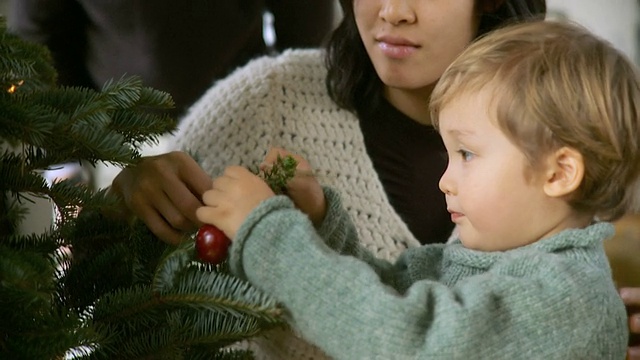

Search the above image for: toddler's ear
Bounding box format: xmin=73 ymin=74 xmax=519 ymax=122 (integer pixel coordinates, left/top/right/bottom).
xmin=543 ymin=147 xmax=584 ymax=198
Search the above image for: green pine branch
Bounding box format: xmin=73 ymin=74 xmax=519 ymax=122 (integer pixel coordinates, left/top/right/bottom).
xmin=1 ymin=17 xmax=289 ymax=359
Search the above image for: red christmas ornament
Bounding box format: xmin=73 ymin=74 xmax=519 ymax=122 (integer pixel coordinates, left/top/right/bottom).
xmin=195 ymin=224 xmax=230 ymax=264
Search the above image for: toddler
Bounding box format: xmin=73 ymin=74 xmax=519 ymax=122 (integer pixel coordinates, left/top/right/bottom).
xmin=197 ymin=20 xmax=639 ymax=359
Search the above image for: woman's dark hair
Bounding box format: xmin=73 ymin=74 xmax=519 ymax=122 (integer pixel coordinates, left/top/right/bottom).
xmin=325 ymin=0 xmax=547 ymax=114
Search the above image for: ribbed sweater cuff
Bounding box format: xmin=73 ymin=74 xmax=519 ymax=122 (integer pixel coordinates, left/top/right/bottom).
xmin=315 ymin=186 xmax=344 ymax=239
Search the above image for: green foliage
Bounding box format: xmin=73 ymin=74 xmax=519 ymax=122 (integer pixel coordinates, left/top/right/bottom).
xmin=260 ymin=154 xmax=298 ymax=194
xmin=0 ymin=20 xmax=284 ymax=359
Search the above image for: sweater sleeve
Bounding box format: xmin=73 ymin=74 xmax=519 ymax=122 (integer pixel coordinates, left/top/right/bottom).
xmin=315 ymin=187 xmax=382 ymax=261
xmin=314 ymin=187 xmax=438 ymax=289
xmin=229 ymin=189 xmax=374 ymax=282
xmin=229 ymin=196 xmax=627 ymax=359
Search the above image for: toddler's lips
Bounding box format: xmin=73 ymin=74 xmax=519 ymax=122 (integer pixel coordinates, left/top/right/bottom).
xmin=449 ymin=211 xmax=464 ymax=223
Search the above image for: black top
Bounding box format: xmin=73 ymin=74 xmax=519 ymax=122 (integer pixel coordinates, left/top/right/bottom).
xmin=360 ymin=97 xmax=453 ymax=245
xmin=9 ymin=0 xmax=335 ymax=118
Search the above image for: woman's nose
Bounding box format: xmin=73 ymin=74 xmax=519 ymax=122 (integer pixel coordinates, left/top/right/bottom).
xmin=379 ymin=0 xmax=417 ymax=25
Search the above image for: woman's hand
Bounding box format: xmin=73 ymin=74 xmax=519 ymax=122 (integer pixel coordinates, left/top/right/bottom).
xmin=110 ymin=151 xmax=212 ymax=244
xmin=262 ymin=148 xmax=327 ymax=227
xmin=196 ymin=166 xmax=275 ymax=239
xmin=620 ymin=287 xmax=640 ymax=359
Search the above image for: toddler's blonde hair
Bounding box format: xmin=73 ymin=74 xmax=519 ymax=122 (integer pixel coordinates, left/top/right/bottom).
xmin=431 ymin=20 xmax=640 ymax=221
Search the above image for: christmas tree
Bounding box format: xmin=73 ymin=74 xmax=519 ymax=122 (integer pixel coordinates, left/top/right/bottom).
xmin=0 ymin=19 xmax=284 ymax=359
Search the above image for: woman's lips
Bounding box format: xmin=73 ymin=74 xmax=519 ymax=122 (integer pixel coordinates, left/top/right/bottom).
xmin=376 ymin=36 xmax=419 ymax=59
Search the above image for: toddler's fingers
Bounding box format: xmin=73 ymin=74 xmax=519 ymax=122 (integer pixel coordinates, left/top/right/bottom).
xmin=202 ymin=189 xmax=222 ymax=206
xmin=195 ymin=206 xmax=218 ymax=224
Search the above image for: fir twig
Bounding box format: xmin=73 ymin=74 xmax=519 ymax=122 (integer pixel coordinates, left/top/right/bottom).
xmin=258 ymin=155 xmax=298 ymax=194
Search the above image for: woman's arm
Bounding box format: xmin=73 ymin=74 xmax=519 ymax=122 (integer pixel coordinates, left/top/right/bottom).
xmin=111 ymin=55 xmax=286 ymax=244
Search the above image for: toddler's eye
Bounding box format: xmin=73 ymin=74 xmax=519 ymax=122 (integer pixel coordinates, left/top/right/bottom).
xmin=457 ymin=149 xmax=474 ymax=161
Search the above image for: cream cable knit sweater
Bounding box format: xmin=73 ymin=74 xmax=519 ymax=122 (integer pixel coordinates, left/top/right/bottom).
xmin=173 ymin=49 xmax=422 ymax=359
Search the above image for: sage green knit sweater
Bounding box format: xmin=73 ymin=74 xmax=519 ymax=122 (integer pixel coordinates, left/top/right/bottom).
xmin=229 ymin=188 xmax=628 ymax=360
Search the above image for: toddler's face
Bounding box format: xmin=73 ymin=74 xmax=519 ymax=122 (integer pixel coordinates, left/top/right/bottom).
xmin=438 ymin=88 xmax=559 ymax=251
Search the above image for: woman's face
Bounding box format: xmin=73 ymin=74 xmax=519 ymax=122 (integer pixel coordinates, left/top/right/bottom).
xmin=354 ymin=0 xmax=480 ymax=93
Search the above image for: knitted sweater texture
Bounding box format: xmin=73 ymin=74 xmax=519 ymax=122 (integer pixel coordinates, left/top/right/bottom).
xmin=173 ymin=49 xmax=420 ymax=358
xmin=174 ymin=49 xmax=420 ymax=259
xmin=230 ymin=188 xmax=628 ymax=360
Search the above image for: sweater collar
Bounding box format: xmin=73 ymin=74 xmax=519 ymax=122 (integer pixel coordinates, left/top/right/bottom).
xmin=443 ymin=222 xmax=615 ymax=269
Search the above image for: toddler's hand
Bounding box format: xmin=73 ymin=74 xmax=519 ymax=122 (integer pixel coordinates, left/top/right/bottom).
xmin=262 ymin=148 xmax=327 ymax=227
xmin=196 ymin=166 xmax=275 ymax=239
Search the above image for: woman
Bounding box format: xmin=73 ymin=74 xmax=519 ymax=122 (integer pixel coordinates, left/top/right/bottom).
xmin=112 ymin=0 xmax=545 ymax=248
xmin=111 ymin=0 xmax=547 ymax=358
